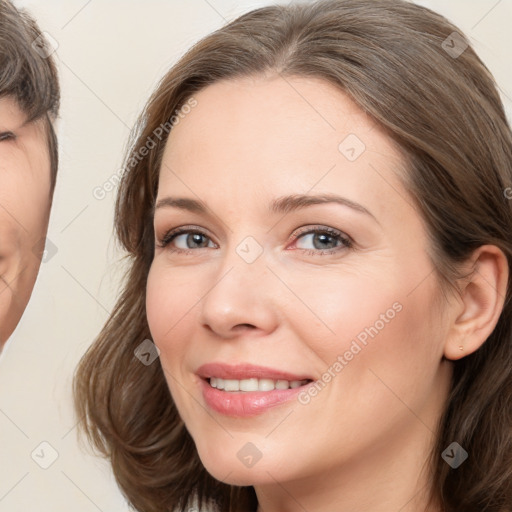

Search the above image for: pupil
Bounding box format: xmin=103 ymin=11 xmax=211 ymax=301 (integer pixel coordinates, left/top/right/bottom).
xmin=315 ymin=233 xmax=335 ymax=250
xmin=190 ymin=233 xmax=205 ymax=248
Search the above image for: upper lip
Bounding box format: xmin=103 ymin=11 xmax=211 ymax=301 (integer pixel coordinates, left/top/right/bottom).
xmin=196 ymin=362 xmax=313 ymax=382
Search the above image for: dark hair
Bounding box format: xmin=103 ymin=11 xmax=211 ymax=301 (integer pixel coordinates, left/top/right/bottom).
xmin=0 ymin=0 xmax=60 ymax=192
xmin=74 ymin=0 xmax=512 ymax=511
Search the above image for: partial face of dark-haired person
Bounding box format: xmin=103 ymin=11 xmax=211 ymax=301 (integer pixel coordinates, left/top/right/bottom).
xmin=0 ymin=0 xmax=60 ymax=352
xmin=147 ymin=75 xmax=508 ymax=512
xmin=0 ymin=97 xmax=52 ymax=348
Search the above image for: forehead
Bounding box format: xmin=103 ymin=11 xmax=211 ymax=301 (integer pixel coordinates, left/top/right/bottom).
xmin=165 ymin=74 xmax=378 ymax=155
xmin=0 ymin=96 xmax=27 ymax=125
xmin=158 ymin=75 xmax=408 ymax=221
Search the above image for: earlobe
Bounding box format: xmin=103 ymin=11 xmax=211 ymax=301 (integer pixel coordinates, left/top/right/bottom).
xmin=443 ymin=245 xmax=509 ymax=361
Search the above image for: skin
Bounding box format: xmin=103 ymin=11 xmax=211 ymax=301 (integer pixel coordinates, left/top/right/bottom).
xmin=146 ymin=75 xmax=508 ymax=512
xmin=0 ymin=96 xmax=52 ymax=348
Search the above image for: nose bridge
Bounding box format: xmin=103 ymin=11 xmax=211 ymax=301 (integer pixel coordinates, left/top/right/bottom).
xmin=198 ymin=232 xmax=279 ymax=336
xmin=226 ymin=230 xmax=271 ymax=286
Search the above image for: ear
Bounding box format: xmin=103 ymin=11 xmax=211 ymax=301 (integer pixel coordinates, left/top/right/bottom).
xmin=444 ymin=245 xmax=509 ymax=360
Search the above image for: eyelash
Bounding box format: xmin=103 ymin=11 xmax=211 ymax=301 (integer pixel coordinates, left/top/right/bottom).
xmin=0 ymin=132 xmax=15 ymax=142
xmin=157 ymin=225 xmax=353 ymax=257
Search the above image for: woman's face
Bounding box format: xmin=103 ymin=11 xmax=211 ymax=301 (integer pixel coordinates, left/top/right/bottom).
xmin=0 ymin=97 xmax=52 ymax=347
xmin=147 ymin=76 xmax=454 ymax=493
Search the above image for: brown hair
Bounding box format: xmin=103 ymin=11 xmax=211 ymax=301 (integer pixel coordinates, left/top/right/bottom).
xmin=0 ymin=0 xmax=60 ymax=193
xmin=73 ymin=0 xmax=512 ymax=510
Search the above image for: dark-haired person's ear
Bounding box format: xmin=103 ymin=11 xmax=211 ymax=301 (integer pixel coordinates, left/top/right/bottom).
xmin=444 ymin=245 xmax=509 ymax=360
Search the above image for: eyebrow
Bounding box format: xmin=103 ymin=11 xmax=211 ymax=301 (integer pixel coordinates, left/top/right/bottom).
xmin=154 ymin=193 xmax=377 ymax=222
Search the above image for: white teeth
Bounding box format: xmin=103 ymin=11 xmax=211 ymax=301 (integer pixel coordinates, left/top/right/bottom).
xmin=258 ymin=379 xmax=275 ymax=391
xmin=240 ymin=378 xmax=258 ymax=391
xmin=223 ymin=379 xmax=239 ymax=392
xmin=275 ymin=380 xmax=290 ymax=390
xmin=209 ymin=377 xmax=309 ymax=392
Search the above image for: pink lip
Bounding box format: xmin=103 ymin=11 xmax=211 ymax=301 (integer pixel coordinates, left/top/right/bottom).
xmin=196 ymin=362 xmax=314 ymax=417
xmin=196 ymin=362 xmax=312 ymax=381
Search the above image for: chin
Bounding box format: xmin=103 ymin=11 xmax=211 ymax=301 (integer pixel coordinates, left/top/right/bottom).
xmin=202 ymin=461 xmax=273 ymax=487
xmin=194 ymin=438 xmax=289 ymax=487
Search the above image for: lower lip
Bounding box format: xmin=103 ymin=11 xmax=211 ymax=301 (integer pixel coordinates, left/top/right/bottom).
xmin=200 ymin=379 xmax=309 ymax=417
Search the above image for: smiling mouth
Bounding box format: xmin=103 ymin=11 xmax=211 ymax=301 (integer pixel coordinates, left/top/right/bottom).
xmin=206 ymin=377 xmax=312 ymax=392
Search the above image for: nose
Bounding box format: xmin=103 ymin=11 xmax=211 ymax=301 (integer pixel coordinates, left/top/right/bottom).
xmin=198 ymin=249 xmax=281 ymax=340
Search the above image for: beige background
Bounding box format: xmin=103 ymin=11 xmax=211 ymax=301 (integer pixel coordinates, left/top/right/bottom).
xmin=0 ymin=0 xmax=510 ymax=510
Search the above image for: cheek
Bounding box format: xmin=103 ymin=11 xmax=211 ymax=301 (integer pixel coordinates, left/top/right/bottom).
xmin=24 ymin=161 xmax=52 ymax=235
xmin=281 ymin=268 xmax=407 ymax=362
xmin=146 ymin=261 xmax=196 ymax=358
xmin=0 ymin=156 xmax=51 ymax=239
xmin=306 ymin=267 xmax=443 ymax=393
xmin=146 ymin=262 xmax=203 ymax=418
xmin=328 ymin=275 xmax=444 ymax=417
